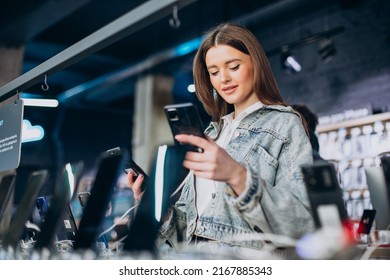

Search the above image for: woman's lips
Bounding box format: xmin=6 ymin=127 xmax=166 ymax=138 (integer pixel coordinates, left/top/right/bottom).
xmin=222 ymin=85 xmax=238 ymax=94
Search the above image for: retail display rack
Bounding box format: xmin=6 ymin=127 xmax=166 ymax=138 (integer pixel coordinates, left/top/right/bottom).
xmin=317 ymin=112 xmax=390 ymax=221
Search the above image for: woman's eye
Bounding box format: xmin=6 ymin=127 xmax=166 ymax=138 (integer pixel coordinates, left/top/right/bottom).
xmin=210 ymin=71 xmax=219 ymax=76
xmin=231 ymin=65 xmax=240 ymax=71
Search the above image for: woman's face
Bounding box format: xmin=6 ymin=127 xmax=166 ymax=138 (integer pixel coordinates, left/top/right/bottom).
xmin=205 ymin=44 xmax=258 ymax=113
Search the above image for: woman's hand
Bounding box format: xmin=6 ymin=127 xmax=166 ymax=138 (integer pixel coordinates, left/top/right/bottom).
xmin=127 ymin=169 xmax=145 ymax=201
xmin=175 ymin=134 xmax=247 ymax=195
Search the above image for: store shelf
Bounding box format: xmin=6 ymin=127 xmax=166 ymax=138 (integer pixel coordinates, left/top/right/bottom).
xmin=317 ymin=112 xmax=390 ymax=221
xmin=317 ymin=112 xmax=390 ymax=133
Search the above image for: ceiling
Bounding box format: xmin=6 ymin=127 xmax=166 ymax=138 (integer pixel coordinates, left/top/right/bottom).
xmin=0 ymin=0 xmax=350 ymax=111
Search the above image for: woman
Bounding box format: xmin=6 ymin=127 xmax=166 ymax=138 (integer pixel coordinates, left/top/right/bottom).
xmin=128 ymin=23 xmax=314 ymax=255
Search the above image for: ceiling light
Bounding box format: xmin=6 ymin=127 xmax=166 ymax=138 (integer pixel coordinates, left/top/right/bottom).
xmin=318 ymin=38 xmax=337 ymax=63
xmin=281 ymin=46 xmax=302 ymax=73
xmin=22 ymin=98 xmax=59 ymax=107
xmin=20 ymin=93 xmax=59 ymax=107
xmin=187 ymin=84 xmax=195 ymax=93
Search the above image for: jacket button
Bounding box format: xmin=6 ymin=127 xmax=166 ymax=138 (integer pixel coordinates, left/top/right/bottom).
xmin=234 ymin=131 xmax=240 ymax=137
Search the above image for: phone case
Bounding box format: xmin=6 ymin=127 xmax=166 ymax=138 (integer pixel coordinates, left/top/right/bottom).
xmin=164 ymin=102 xmax=205 ymax=152
xmin=357 ymin=209 xmax=376 ymax=235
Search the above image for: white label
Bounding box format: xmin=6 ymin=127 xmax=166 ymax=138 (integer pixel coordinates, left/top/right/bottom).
xmin=317 ymin=204 xmax=342 ymax=229
xmin=63 ymin=219 xmax=71 ymax=229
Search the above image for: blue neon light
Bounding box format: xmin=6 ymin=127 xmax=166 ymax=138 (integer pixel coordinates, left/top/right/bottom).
xmin=175 ymin=37 xmax=202 ymax=56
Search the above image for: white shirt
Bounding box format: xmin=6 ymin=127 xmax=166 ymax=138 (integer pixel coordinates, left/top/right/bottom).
xmin=195 ymin=101 xmax=264 ymax=215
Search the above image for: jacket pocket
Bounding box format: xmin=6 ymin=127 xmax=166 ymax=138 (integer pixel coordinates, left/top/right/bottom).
xmin=245 ymin=143 xmax=278 ymax=186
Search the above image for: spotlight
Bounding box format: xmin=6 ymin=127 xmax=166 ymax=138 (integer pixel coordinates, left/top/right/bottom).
xmin=187 ymin=84 xmax=195 ymax=93
xmin=318 ymin=38 xmax=337 ymax=63
xmin=281 ymin=46 xmax=302 ymax=73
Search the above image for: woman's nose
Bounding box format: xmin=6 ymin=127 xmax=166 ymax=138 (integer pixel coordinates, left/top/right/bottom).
xmin=220 ymin=70 xmax=231 ymax=83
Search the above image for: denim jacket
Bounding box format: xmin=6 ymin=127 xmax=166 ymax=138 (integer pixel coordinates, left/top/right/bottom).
xmin=159 ymin=105 xmax=315 ymax=251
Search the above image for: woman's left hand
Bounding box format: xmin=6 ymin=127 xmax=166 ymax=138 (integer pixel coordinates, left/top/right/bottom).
xmin=175 ymin=134 xmax=247 ymax=195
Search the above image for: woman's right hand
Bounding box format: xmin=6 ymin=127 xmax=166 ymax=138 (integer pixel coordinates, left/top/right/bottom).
xmin=127 ymin=169 xmax=145 ymax=201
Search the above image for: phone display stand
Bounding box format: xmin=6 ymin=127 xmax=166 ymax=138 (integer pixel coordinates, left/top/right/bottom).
xmin=1 ymin=169 xmax=48 ymax=253
xmin=72 ymin=147 xmax=128 ymax=252
xmin=122 ymin=144 xmax=186 ymax=255
xmin=34 ymin=162 xmax=83 ymax=253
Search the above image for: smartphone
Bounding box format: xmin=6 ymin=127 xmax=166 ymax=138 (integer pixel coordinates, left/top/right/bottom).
xmin=124 ymin=159 xmax=149 ymax=192
xmin=164 ymin=102 xmax=205 ymax=152
xmin=301 ymin=162 xmax=349 ymax=229
xmin=357 ymin=209 xmax=376 ymax=235
xmin=78 ymin=191 xmax=91 ymax=209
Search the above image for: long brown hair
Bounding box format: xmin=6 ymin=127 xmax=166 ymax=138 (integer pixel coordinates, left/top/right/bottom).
xmin=193 ymin=22 xmax=286 ymax=122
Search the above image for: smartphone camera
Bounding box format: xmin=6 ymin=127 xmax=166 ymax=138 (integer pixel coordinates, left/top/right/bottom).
xmin=166 ymin=108 xmax=180 ymax=121
xmin=322 ymin=168 xmax=333 ymax=188
xmin=303 ymin=164 xmax=337 ymax=190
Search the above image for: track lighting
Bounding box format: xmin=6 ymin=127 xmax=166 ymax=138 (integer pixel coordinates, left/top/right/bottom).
xmin=281 ymin=46 xmax=302 ymax=73
xmin=266 ymin=26 xmax=345 ymax=73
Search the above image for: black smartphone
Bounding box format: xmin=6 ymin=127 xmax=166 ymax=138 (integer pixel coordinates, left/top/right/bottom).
xmin=58 ymin=204 xmax=78 ymax=242
xmin=78 ymin=191 xmax=91 ymax=209
xmin=301 ymin=162 xmax=349 ymax=229
xmin=124 ymin=159 xmax=149 ymax=192
xmin=164 ymin=102 xmax=206 ymax=152
xmin=357 ymin=209 xmax=376 ymax=235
